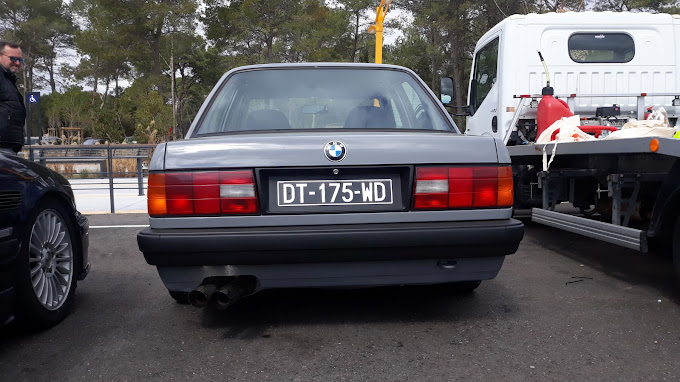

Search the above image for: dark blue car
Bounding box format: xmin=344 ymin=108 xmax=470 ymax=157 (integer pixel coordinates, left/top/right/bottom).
xmin=0 ymin=148 xmax=89 ymax=330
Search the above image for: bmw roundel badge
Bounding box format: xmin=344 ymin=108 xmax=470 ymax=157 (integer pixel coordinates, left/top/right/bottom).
xmin=324 ymin=141 xmax=347 ymax=162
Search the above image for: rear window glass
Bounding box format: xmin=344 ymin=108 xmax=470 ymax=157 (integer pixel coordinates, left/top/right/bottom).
xmin=194 ymin=68 xmax=453 ymax=135
xmin=568 ymin=33 xmax=634 ymax=63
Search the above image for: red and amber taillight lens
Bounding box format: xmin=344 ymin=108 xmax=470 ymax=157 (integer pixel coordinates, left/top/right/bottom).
xmin=413 ymin=165 xmax=513 ymax=210
xmin=148 ymin=173 xmax=167 ymax=216
xmin=147 ymin=170 xmax=259 ymax=217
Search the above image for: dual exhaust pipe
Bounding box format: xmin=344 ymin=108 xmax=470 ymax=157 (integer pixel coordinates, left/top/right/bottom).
xmin=188 ymin=278 xmax=254 ymax=310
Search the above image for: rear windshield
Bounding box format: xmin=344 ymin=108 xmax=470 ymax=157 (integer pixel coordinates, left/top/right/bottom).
xmin=568 ymin=33 xmax=635 ymax=63
xmin=194 ymin=68 xmax=453 ymax=135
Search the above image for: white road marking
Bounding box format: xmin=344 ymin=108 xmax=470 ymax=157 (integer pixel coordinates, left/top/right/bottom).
xmin=75 ymin=195 xmax=145 ymax=198
xmin=83 ymin=210 xmax=148 ymax=215
xmin=89 ymin=225 xmax=149 ymax=229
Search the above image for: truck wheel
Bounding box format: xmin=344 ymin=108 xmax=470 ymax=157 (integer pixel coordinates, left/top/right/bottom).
xmin=673 ymin=216 xmax=680 ymax=282
xmin=14 ymin=201 xmax=80 ymax=331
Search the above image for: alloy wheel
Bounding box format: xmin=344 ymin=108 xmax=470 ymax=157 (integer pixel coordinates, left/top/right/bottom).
xmin=28 ymin=210 xmax=74 ymax=310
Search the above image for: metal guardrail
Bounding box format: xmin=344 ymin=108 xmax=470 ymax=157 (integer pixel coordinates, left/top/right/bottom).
xmin=21 ymin=144 xmax=156 ymax=213
xmin=513 ymin=92 xmax=680 ymax=121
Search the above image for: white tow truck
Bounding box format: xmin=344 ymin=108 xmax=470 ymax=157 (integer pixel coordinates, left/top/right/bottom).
xmin=441 ymin=12 xmax=680 ymax=279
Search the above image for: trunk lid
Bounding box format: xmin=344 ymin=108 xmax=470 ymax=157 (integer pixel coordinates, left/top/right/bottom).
xmin=163 ymin=131 xmax=500 ymax=170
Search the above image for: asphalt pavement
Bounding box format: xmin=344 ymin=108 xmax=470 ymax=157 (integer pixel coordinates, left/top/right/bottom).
xmin=1 ymin=213 xmax=679 ymax=381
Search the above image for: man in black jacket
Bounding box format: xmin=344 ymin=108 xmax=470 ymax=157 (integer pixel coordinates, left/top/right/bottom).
xmin=0 ymin=41 xmax=26 ymax=152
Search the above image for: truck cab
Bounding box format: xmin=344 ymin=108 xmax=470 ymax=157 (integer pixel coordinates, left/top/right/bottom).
xmin=460 ymin=12 xmax=680 ymax=144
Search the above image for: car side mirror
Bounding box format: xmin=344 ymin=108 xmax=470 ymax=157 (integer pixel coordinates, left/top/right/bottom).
xmin=439 ymin=77 xmax=454 ymax=105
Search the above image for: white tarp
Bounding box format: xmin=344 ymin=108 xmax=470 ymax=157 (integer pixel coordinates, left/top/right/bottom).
xmin=536 ymin=115 xmax=595 ymax=144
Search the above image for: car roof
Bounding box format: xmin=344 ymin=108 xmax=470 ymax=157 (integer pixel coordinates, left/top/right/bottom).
xmin=229 ymin=62 xmax=413 ymax=71
xmin=216 ymin=62 xmax=420 ymax=85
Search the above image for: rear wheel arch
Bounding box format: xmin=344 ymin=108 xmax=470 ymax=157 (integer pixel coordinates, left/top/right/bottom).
xmin=38 ymin=192 xmax=82 ymax=255
xmin=40 ymin=191 xmax=77 ymax=217
xmin=38 ymin=189 xmax=78 ymax=224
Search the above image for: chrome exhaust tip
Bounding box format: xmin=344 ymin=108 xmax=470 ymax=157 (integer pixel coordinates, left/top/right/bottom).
xmin=211 ymin=277 xmax=257 ymax=310
xmin=211 ymin=283 xmax=244 ymax=310
xmin=188 ymin=284 xmax=218 ymax=308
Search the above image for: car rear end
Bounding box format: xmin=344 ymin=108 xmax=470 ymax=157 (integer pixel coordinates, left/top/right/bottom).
xmin=137 ymin=64 xmax=524 ymax=307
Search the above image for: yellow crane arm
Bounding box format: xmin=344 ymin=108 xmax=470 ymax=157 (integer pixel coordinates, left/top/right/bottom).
xmin=367 ymin=0 xmax=392 ymax=64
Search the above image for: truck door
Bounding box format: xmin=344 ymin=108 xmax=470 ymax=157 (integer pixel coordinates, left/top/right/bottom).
xmin=467 ymin=36 xmax=500 ymax=138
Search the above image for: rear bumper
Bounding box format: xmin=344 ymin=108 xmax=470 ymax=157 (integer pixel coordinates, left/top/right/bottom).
xmin=138 ymin=219 xmax=524 ymax=266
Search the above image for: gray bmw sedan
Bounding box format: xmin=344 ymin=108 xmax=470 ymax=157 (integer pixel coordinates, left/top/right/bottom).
xmin=137 ymin=63 xmax=524 ymax=309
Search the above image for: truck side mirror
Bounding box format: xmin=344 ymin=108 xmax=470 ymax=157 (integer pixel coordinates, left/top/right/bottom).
xmin=440 ymin=77 xmax=454 ymax=105
xmin=440 ymin=77 xmax=470 ymax=117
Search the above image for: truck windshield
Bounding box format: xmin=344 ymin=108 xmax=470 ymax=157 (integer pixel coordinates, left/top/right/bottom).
xmin=194 ymin=68 xmax=453 ymax=135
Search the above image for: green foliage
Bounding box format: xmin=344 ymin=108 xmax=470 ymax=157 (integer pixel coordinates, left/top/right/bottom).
xmin=42 ymin=86 xmax=93 ymax=130
xmin=77 ymin=169 xmax=98 ymax=179
xmin=281 ymin=0 xmax=351 ymax=62
xmin=203 ymin=0 xmax=356 ymax=64
xmin=4 ymin=0 xmax=677 ymax=144
xmin=384 ymin=28 xmax=437 ymax=87
xmin=591 ymin=0 xmax=673 ymax=12
xmin=0 ymin=0 xmax=74 ymax=92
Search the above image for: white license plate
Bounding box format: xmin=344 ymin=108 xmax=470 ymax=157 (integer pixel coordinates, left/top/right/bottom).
xmin=277 ymin=179 xmax=393 ymax=206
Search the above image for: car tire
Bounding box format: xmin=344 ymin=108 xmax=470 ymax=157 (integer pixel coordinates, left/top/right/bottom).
xmin=14 ymin=200 xmax=80 ymax=331
xmin=169 ymin=291 xmax=190 ymax=304
xmin=673 ymin=216 xmax=680 ymax=283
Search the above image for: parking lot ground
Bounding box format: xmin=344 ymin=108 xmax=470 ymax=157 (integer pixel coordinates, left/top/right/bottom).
xmin=1 ymin=215 xmax=679 ymax=381
xmin=86 ymin=212 xmax=150 ymax=226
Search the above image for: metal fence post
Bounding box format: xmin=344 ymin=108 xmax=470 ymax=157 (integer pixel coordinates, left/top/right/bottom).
xmin=39 ymin=147 xmax=45 ymax=167
xmin=100 ymin=160 xmax=107 ymax=178
xmin=137 ymin=148 xmax=144 ymax=196
xmin=107 ymin=145 xmax=115 ymax=213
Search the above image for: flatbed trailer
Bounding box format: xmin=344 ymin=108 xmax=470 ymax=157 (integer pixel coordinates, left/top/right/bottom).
xmin=509 ymin=137 xmax=680 ymax=276
xmin=436 ymin=11 xmax=680 ymax=279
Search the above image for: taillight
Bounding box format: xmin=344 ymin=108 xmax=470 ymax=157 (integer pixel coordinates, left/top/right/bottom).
xmin=148 ymin=170 xmax=259 ymax=217
xmin=413 ymin=165 xmax=513 ymax=210
xmin=147 ymin=173 xmax=167 ymax=216
xmin=413 ymin=167 xmax=448 ymax=209
xmin=497 ymin=166 xmax=514 ymax=207
xmin=219 ymin=171 xmax=259 ymax=214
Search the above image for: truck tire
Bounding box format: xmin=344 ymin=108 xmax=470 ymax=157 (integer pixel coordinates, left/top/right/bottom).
xmin=673 ymin=216 xmax=680 ymax=282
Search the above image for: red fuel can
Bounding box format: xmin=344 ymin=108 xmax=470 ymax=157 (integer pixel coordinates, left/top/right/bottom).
xmin=536 ymin=86 xmax=574 ymax=138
